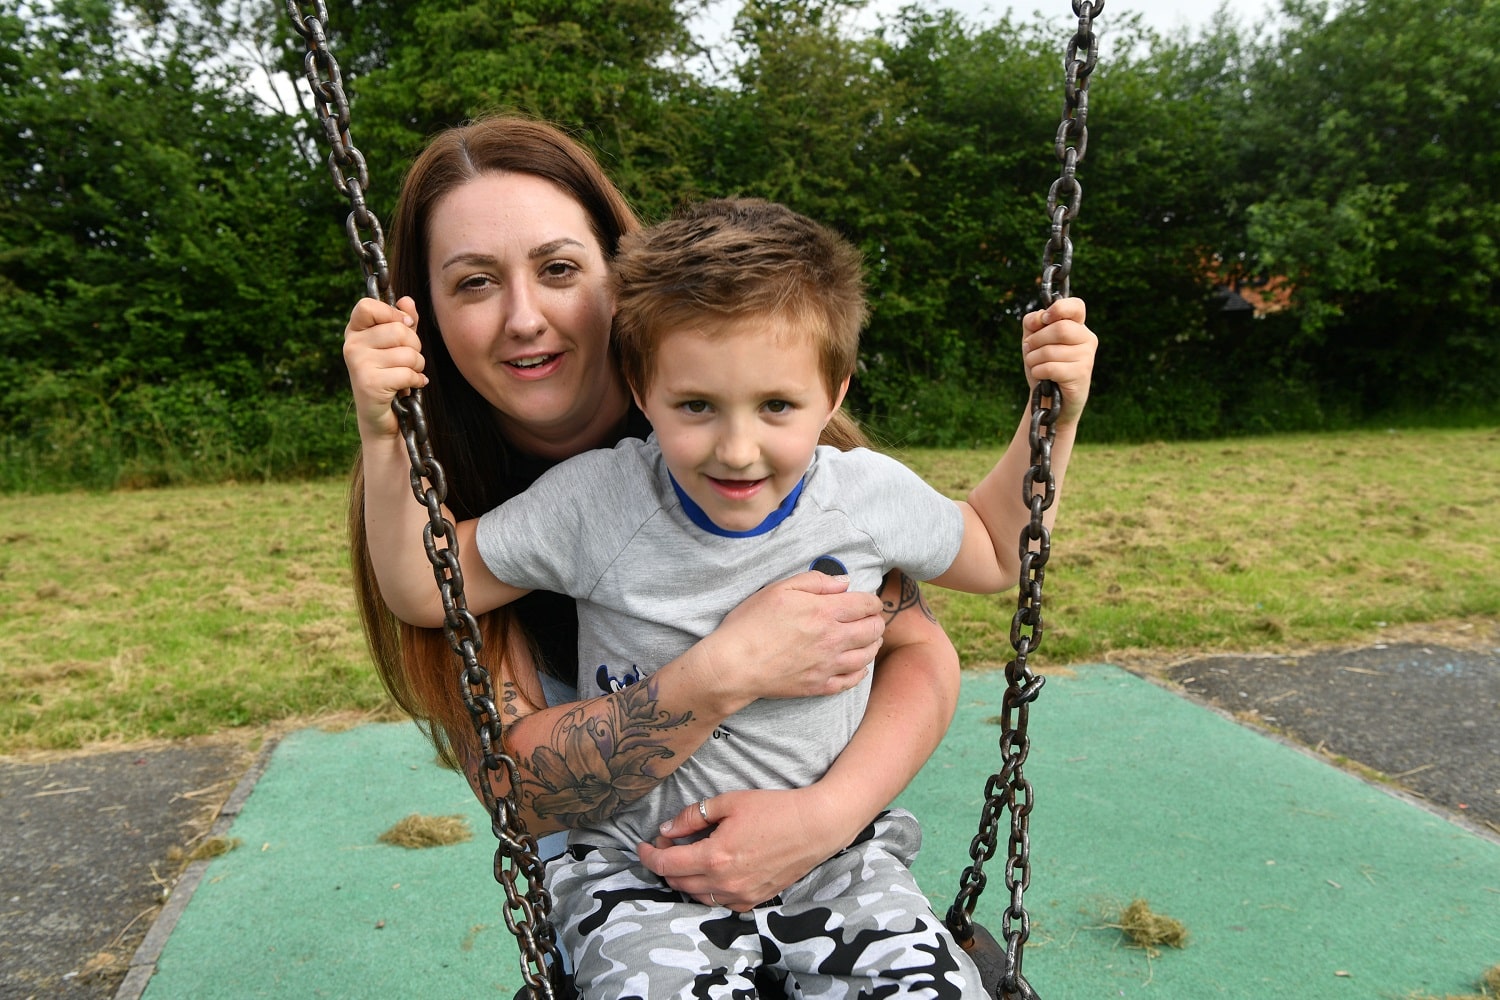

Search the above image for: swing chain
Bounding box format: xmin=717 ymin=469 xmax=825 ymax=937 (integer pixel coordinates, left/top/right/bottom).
xmin=394 ymin=393 xmax=564 ymax=999
xmin=945 ymin=384 xmax=1055 ymax=1000
xmin=283 ymin=2 xmax=562 ymax=995
xmin=947 ymin=3 xmax=1098 ymax=998
xmin=284 ymin=0 xmax=390 ymax=305
xmin=1041 ymin=0 xmax=1102 ymax=305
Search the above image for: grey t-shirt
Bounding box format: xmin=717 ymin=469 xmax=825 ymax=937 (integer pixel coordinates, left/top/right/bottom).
xmin=475 ymin=436 xmax=964 ymax=848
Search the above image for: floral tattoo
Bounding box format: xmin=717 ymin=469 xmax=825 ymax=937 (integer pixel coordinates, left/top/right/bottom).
xmin=518 ymin=677 xmax=692 ymax=829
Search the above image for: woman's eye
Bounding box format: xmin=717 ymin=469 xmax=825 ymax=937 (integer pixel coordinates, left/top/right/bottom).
xmin=457 ymin=274 xmax=492 ymax=291
xmin=542 ymin=260 xmax=579 ymax=280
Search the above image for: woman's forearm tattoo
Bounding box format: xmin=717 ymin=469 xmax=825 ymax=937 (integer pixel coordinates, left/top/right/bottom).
xmin=882 ymin=570 xmax=937 ymax=624
xmin=516 ymin=677 xmax=692 ymax=829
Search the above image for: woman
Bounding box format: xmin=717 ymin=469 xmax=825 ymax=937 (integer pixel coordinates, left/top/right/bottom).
xmin=345 ymin=115 xmax=972 ymax=911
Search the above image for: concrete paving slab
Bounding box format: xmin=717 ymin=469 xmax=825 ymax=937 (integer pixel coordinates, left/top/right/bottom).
xmin=138 ymin=665 xmax=1500 ymax=999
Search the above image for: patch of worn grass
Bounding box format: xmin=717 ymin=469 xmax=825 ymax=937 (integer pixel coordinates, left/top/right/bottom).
xmin=899 ymin=427 xmax=1500 ymax=670
xmin=2 ymin=428 xmax=1496 ymax=753
xmin=0 ymin=479 xmax=387 ymax=752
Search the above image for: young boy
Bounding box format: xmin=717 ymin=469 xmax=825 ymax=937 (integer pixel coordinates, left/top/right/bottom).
xmin=368 ymin=198 xmax=1096 ymax=998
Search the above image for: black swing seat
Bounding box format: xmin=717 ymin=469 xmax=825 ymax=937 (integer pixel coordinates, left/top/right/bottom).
xmin=958 ymin=921 xmax=1012 ymax=997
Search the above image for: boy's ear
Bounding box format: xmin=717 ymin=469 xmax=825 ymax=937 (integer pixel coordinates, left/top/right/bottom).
xmin=828 ymin=375 xmax=851 ymax=416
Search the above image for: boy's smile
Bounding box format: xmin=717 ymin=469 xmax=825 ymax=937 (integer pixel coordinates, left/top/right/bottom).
xmin=635 ymin=316 xmax=849 ymax=534
xmin=706 ymin=476 xmax=766 ymax=501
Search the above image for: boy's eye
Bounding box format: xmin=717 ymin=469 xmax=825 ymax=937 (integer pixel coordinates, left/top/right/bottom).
xmin=682 ymin=400 xmax=710 ymax=414
xmin=764 ymin=400 xmax=791 ymax=414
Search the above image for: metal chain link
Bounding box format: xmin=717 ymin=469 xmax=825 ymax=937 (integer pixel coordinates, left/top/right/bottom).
xmin=282 ymin=2 xmax=563 ymax=995
xmin=946 ymin=3 xmax=1100 ymax=997
xmin=1041 ymin=0 xmax=1101 ymax=305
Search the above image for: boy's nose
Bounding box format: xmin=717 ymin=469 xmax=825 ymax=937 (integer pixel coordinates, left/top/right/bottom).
xmin=714 ymin=426 xmax=758 ymax=471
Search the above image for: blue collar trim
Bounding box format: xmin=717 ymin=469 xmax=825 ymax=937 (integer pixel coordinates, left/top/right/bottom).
xmin=669 ymin=472 xmax=806 ymax=538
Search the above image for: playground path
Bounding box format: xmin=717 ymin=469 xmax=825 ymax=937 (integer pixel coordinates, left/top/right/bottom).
xmin=0 ymin=738 xmax=258 ymax=1000
xmin=2 ymin=640 xmax=1497 ymax=1000
xmin=1164 ymin=642 xmax=1500 ymax=841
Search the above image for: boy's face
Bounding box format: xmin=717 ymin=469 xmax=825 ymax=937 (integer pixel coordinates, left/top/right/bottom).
xmin=635 ymin=316 xmax=849 ymax=534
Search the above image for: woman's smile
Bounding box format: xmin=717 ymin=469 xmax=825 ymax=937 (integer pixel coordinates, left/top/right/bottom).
xmin=504 ymin=351 xmax=564 ymax=378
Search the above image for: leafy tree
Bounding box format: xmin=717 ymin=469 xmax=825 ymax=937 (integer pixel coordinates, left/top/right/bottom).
xmin=0 ymin=0 xmax=352 ymax=483
xmin=1068 ymin=13 xmax=1271 ymax=438
xmin=860 ymin=8 xmax=1073 ymax=439
xmin=817 ymin=6 xmax=1255 ymax=440
xmin=333 ymin=0 xmax=698 ymax=220
xmin=7 ymin=0 xmax=1499 ymax=491
xmin=1231 ymin=0 xmax=1500 ymax=413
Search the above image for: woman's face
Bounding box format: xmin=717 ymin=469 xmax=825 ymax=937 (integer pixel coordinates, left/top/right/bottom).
xmin=425 ymin=171 xmax=625 ymax=457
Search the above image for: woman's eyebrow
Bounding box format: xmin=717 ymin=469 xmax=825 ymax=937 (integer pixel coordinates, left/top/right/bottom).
xmin=437 ymin=251 xmax=498 ymax=271
xmin=436 ymin=238 xmax=585 ymax=272
xmin=529 ymin=237 xmax=587 ymax=259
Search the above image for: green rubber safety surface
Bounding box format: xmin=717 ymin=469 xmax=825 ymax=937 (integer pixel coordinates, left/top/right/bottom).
xmin=143 ymin=666 xmax=1500 ymax=999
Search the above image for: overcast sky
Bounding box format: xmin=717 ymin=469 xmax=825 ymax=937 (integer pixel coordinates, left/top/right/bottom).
xmin=937 ymin=0 xmax=1279 ymax=33
xmin=260 ymin=1 xmax=1286 ymax=111
xmin=689 ymin=0 xmax=1283 ymax=48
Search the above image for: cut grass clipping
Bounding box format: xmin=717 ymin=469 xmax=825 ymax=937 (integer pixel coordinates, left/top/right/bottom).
xmin=167 ymin=836 xmax=243 ymax=865
xmin=1108 ymin=899 xmax=1189 ymax=956
xmin=378 ymin=813 xmax=472 ymax=849
xmin=187 ymin=836 xmax=243 ymax=862
xmin=1406 ymin=962 xmax=1500 ymax=1000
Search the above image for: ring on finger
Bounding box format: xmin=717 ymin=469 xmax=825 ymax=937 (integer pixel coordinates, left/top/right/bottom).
xmin=698 ymin=798 xmax=710 ymax=823
xmin=709 ymin=892 xmax=719 ymax=906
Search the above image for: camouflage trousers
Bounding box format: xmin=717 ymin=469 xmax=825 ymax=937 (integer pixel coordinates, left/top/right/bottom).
xmin=544 ymin=810 xmax=986 ymax=1000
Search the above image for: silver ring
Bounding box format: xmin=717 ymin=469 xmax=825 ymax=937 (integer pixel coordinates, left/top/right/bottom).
xmin=698 ymin=798 xmax=710 ymax=823
xmin=709 ymin=892 xmax=719 ymax=906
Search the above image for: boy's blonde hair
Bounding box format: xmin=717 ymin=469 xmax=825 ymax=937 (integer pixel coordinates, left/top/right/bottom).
xmin=613 ymin=198 xmax=867 ymax=402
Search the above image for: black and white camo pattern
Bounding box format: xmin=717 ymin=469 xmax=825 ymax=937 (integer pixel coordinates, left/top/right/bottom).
xmin=545 ymin=810 xmax=986 ymax=999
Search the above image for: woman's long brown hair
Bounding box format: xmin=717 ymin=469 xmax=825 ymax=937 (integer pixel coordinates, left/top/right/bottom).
xmin=348 ymin=115 xmax=639 ymax=769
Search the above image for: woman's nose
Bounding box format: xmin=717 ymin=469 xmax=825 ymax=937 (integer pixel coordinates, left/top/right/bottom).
xmin=503 ymin=283 xmax=546 ymax=339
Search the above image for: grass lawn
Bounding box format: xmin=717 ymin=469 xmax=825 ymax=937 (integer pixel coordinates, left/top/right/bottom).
xmin=2 ymin=426 xmax=1496 ymax=753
